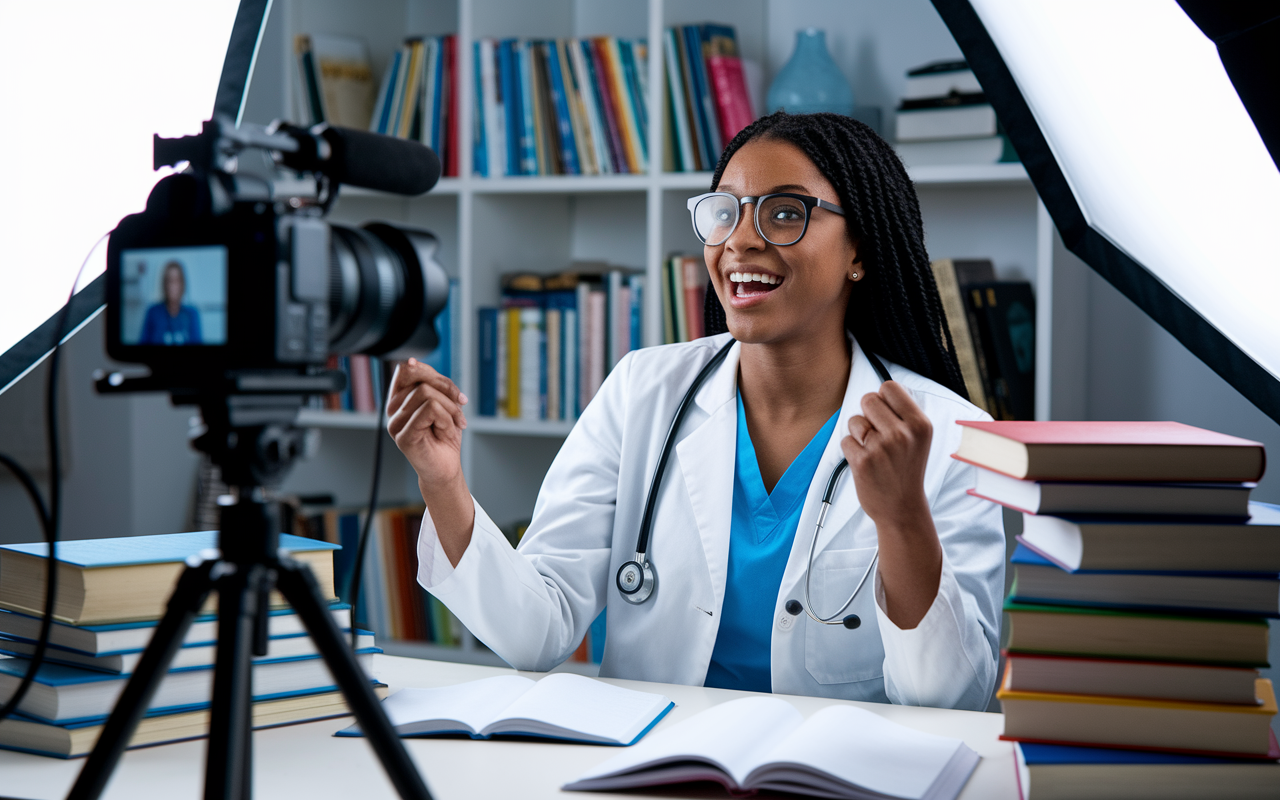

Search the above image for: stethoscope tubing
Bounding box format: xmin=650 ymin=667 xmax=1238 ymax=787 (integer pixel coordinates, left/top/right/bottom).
xmin=621 ymin=337 xmax=893 ymax=627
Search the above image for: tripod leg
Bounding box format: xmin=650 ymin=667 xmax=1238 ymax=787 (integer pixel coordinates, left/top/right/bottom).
xmin=204 ymin=562 xmax=268 ymax=800
xmin=68 ymin=559 xmax=218 ymax=800
xmin=275 ymin=559 xmax=434 ymax=800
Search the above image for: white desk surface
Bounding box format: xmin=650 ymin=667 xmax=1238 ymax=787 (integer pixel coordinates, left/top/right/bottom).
xmin=0 ymin=655 xmax=1018 ymax=799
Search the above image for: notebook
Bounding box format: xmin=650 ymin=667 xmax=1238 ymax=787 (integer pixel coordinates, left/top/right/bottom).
xmin=563 ymin=696 xmax=979 ymax=800
xmin=337 ymin=673 xmax=673 ymax=746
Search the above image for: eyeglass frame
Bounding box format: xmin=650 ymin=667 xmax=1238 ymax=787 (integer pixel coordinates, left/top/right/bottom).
xmin=686 ymin=192 xmax=846 ymax=247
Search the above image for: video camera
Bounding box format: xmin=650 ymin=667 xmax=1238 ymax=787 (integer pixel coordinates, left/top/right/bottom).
xmin=104 ymin=116 xmax=448 ymax=388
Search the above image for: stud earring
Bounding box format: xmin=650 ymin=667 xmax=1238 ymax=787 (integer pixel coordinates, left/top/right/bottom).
xmin=851 ymin=272 xmax=859 ymax=280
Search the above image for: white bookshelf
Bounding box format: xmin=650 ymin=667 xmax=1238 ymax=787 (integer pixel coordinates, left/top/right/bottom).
xmin=250 ymin=0 xmax=1066 ymax=665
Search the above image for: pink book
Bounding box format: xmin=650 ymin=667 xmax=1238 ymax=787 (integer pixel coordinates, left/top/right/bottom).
xmin=349 ymin=355 xmax=375 ymax=413
xmin=953 ymin=420 xmax=1266 ymax=482
xmin=706 ymin=54 xmax=753 ymax=145
xmin=681 ymin=257 xmax=706 ymax=340
xmin=586 ymin=290 xmax=607 ymax=407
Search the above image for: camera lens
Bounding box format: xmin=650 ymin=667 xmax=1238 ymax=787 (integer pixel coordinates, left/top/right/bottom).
xmin=326 ymin=223 xmax=449 ymax=358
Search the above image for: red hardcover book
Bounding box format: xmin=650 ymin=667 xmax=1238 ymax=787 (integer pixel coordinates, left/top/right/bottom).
xmin=702 ymin=25 xmax=754 ymax=145
xmin=443 ymin=34 xmax=458 ymax=177
xmin=680 ymin=256 xmax=705 ymax=340
xmin=952 ymin=420 xmax=1265 ymax=482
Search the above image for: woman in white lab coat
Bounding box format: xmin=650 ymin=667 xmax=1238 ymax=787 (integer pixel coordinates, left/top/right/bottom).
xmin=387 ymin=112 xmax=1005 ymax=710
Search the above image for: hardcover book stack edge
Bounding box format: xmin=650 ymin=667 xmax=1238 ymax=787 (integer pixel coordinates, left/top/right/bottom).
xmin=952 ymin=420 xmax=1280 ymax=795
xmin=0 ymin=531 xmax=383 ymax=758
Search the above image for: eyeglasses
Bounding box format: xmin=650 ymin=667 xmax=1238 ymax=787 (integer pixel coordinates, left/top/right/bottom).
xmin=686 ymin=192 xmax=845 ymax=247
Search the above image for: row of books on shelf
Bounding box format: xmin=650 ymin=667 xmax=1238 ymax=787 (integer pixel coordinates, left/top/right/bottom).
xmin=309 ymin=280 xmax=458 ymax=415
xmin=931 ymin=258 xmax=1035 ymax=420
xmin=291 ymin=502 xmax=605 ymax=664
xmin=0 ymin=532 xmax=380 ymax=758
xmin=954 ymin=419 xmax=1279 ymax=797
xmin=294 ymin=33 xmax=461 ymax=177
xmin=473 ymin=36 xmax=649 ymax=177
xmin=894 ymin=60 xmax=1017 ymax=168
xmin=661 ymin=255 xmax=707 ymax=344
xmin=475 ymin=267 xmax=644 ymax=421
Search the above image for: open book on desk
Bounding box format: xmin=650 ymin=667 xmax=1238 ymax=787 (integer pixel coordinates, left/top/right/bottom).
xmin=337 ymin=673 xmax=673 ymax=746
xmin=564 ymin=696 xmax=979 ymax=800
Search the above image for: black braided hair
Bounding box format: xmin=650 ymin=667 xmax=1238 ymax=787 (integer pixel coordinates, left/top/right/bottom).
xmin=702 ymin=111 xmax=969 ymax=400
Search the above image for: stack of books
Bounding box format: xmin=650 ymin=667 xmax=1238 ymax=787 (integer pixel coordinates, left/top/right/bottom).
xmin=476 ymin=266 xmax=643 ymax=421
xmin=894 ymin=60 xmax=1016 ymax=168
xmin=473 ymin=37 xmax=649 ymax=177
xmin=952 ymin=420 xmax=1280 ymax=797
xmin=0 ymin=532 xmax=383 ymax=758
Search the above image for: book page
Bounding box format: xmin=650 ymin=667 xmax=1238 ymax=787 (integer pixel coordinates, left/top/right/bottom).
xmin=747 ymin=705 xmax=972 ymax=799
xmin=485 ymin=672 xmax=671 ymax=744
xmin=566 ymin=696 xmax=801 ymax=789
xmin=376 ymin=675 xmax=535 ymax=735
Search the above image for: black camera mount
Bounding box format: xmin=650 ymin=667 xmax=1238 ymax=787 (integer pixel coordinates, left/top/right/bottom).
xmin=67 ymin=375 xmax=433 ymax=800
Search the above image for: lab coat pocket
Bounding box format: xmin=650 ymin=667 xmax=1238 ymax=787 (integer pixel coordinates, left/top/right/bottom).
xmin=803 ymin=546 xmax=885 ymax=685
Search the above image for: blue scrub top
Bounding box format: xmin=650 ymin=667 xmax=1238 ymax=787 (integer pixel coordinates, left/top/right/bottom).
xmin=140 ymin=303 xmax=202 ymax=345
xmin=704 ymin=395 xmax=839 ymax=693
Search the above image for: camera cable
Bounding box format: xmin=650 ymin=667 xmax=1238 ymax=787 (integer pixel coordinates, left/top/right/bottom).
xmin=0 ymin=233 xmax=105 ymax=725
xmin=345 ymin=362 xmax=387 ymax=652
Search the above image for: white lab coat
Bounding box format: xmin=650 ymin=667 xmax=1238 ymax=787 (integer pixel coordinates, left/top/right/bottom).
xmin=418 ymin=333 xmax=1005 ymax=710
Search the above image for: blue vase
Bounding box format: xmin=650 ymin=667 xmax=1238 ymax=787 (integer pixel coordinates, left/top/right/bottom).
xmin=767 ymin=29 xmax=854 ymax=116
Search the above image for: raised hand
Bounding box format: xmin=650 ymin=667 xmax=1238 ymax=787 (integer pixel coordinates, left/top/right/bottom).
xmin=387 ymin=358 xmax=475 ymax=565
xmin=840 ymin=381 xmax=942 ymax=629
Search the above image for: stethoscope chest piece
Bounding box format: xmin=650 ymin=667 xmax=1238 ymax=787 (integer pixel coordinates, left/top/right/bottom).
xmin=617 ymin=557 xmax=656 ymax=604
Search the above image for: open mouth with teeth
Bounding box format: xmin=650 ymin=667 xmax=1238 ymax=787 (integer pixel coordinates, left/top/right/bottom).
xmin=729 ymin=271 xmax=783 ymax=297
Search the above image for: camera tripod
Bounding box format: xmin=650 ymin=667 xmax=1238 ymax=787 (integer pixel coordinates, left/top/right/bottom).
xmin=69 ymin=380 xmax=433 ymax=800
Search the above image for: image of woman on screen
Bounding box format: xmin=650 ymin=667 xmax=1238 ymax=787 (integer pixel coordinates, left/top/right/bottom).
xmin=139 ymin=260 xmax=202 ymax=345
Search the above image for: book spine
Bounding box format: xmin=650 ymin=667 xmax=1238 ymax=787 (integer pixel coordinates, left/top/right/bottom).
xmin=505 ymin=307 xmax=522 ymax=418
xmin=706 ymin=54 xmax=753 ymax=145
xmin=546 ymin=40 xmax=581 ymax=175
xmin=479 ymin=38 xmax=505 ymax=177
xmin=518 ymin=308 xmax=543 ymax=420
xmin=443 ymin=35 xmax=459 ymax=176
xmin=545 ymin=307 xmax=561 ymax=421
xmin=518 ymin=41 xmax=539 ymax=175
xmin=681 ymin=257 xmax=705 ymax=340
xmin=629 ymin=275 xmax=644 ymax=351
xmin=576 ymin=281 xmax=592 ymax=413
xmin=563 ymin=306 xmax=578 ymax=420
xmin=603 ymin=38 xmax=643 ymax=173
xmin=495 ymin=308 xmax=509 ymax=416
xmin=664 ymin=29 xmax=695 ymax=172
xmin=588 ymin=39 xmax=629 ymax=173
xmin=661 ymin=259 xmax=676 ymax=343
xmin=471 ymin=42 xmax=487 ymax=176
xmin=618 ymin=40 xmax=649 ymax=170
xmin=498 ymin=40 xmax=520 ymax=176
xmin=478 ymin=309 xmax=498 ymax=416
xmin=529 ymin=42 xmax=551 ymax=174
xmin=587 ymin=289 xmax=607 ymax=405
xmin=570 ymin=40 xmax=613 ymax=174
xmin=559 ymin=40 xmax=596 ymax=175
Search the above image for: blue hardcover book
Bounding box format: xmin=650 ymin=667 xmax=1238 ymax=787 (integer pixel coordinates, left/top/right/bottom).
xmin=546 ymin=40 xmax=581 ymax=175
xmin=1020 ymin=741 xmax=1265 ymax=765
xmin=682 ymin=26 xmax=717 ymax=168
xmin=376 ymin=49 xmax=403 ymax=134
xmin=517 ymin=41 xmax=539 ymax=174
xmin=472 ymin=41 xmax=489 ymax=176
xmin=618 ymin=41 xmax=648 ymax=165
xmin=0 ymin=603 xmax=351 ymax=658
xmin=422 ymin=279 xmax=457 ymax=380
xmin=429 ymin=37 xmax=445 ymax=152
xmin=628 ymin=274 xmax=644 ymax=352
xmin=0 ymin=647 xmax=380 ymax=725
xmin=498 ymin=40 xmax=522 ymax=175
xmin=0 ymin=531 xmax=336 ymax=568
xmin=478 ymin=308 xmax=499 ymax=416
xmin=336 ymin=673 xmax=673 ymax=747
xmin=336 ymin=511 xmax=361 ymax=604
xmin=1010 ymin=543 xmax=1280 ymax=617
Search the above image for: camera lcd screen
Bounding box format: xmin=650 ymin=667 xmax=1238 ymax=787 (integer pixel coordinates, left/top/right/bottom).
xmin=120 ymin=246 xmax=228 ymax=346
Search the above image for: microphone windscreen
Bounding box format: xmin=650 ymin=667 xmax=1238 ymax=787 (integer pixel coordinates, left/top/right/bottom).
xmin=323 ymin=127 xmax=441 ymax=195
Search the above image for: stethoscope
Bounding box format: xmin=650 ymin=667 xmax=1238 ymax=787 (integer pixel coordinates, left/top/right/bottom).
xmin=615 ymin=338 xmax=893 ymax=630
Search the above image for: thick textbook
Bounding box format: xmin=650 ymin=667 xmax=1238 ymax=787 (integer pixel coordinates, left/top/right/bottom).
xmin=0 ymin=604 xmax=350 ymax=657
xmin=0 ymin=685 xmax=386 ymax=759
xmin=564 ymin=696 xmax=978 ymax=800
xmin=952 ymin=420 xmax=1266 ymax=482
xmin=338 ymin=673 xmax=672 ymax=746
xmin=1016 ymin=503 xmax=1280 ymax=573
xmin=0 ymin=531 xmax=338 ymax=625
xmin=1015 ymin=740 xmax=1280 ymax=800
xmin=971 ymin=463 xmax=1254 ymax=517
xmin=0 ymin=650 xmax=376 ymax=724
xmin=998 ymin=668 xmax=1278 ymax=757
xmin=1009 ymin=544 xmax=1280 ymax=617
xmin=1004 ymin=599 xmax=1270 ymax=666
xmin=0 ymin=630 xmax=373 ymax=675
xmin=1004 ymin=652 xmax=1261 ymax=705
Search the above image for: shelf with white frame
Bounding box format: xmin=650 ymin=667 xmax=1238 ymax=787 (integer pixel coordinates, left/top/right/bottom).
xmin=251 ymin=0 xmax=1072 ymax=666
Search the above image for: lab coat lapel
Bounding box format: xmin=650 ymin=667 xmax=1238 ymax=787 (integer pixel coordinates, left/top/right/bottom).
xmin=675 ymin=339 xmax=740 ymax=612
